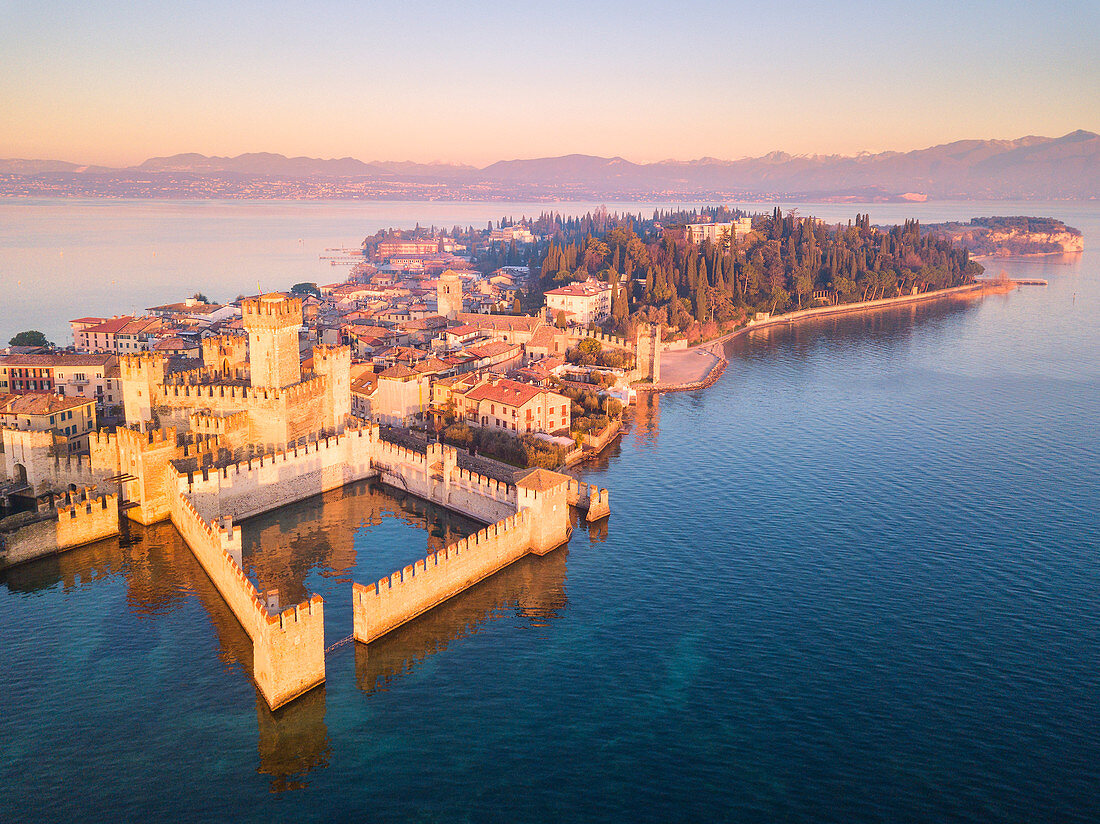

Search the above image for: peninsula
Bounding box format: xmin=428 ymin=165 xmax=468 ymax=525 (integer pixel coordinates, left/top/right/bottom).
xmin=0 ymin=207 xmax=1012 ymax=711
xmin=923 ymin=216 xmax=1083 ymax=257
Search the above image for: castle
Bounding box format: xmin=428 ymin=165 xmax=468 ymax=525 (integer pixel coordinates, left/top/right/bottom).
xmin=121 ymin=294 xmax=351 ymax=451
xmin=0 ymin=293 xmax=608 ymax=711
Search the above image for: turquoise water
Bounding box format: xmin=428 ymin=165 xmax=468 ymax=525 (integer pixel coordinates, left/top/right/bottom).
xmin=1 ymin=201 xmax=1099 ymax=822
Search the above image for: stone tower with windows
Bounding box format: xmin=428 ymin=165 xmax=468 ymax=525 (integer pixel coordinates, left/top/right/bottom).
xmin=437 ymin=273 xmax=463 ymax=320
xmin=243 ymin=294 xmax=303 ymax=389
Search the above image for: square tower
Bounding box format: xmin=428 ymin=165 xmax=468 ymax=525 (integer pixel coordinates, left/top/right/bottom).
xmin=243 ymin=294 xmax=303 ymax=389
xmin=437 ymin=272 xmax=463 ymax=320
xmin=636 ymin=323 xmax=661 ymax=383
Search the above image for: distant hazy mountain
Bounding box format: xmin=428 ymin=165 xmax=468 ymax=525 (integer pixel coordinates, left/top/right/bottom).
xmin=137 ymin=152 xmax=376 ymax=176
xmin=0 ymin=158 xmax=85 ymax=174
xmin=2 ymin=131 xmax=1097 ymax=199
xmin=135 ymin=152 xmax=477 ymax=179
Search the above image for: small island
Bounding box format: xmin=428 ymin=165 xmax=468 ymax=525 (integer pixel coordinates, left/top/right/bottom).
xmin=924 ymin=216 xmax=1083 ymax=257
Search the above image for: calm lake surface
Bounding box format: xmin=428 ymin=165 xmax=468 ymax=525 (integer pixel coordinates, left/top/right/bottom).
xmin=1 ymin=200 xmax=1098 ymax=823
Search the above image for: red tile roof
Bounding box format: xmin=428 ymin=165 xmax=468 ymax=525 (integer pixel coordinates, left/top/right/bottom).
xmin=466 ymin=378 xmax=544 ymax=408
xmin=0 ymin=393 xmax=95 ymax=416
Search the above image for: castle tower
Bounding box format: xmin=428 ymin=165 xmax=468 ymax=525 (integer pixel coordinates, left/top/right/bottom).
xmin=243 ymin=295 xmax=303 ymax=390
xmin=437 ymin=273 xmax=463 ymax=320
xmin=202 ymin=333 xmax=248 ymax=378
xmin=120 ymin=352 xmax=167 ymax=427
xmin=636 ymin=323 xmax=661 ymax=383
xmin=312 ymin=344 xmax=352 ymax=430
xmin=516 ymin=468 xmax=572 ymax=555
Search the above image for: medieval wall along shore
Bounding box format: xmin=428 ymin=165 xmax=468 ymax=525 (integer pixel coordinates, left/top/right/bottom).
xmin=0 ymin=488 xmax=119 ymax=570
xmin=179 ymin=427 xmax=378 ymax=523
xmin=564 ymin=478 xmax=611 ymax=521
xmin=372 ymin=439 xmax=518 ymax=525
xmin=168 ymin=477 xmax=325 ymax=709
xmin=353 ymin=510 xmax=535 ymax=643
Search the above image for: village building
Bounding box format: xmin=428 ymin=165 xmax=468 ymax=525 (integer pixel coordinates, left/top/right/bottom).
xmin=0 ymin=393 xmax=98 ymax=454
xmin=0 ymin=353 xmax=121 ymax=407
xmin=370 ymin=364 xmax=431 ymax=427
xmin=544 ymin=280 xmax=612 ymax=327
xmin=683 ymin=218 xmax=753 ymax=245
xmin=460 ymin=377 xmax=571 ymax=435
xmin=488 ymin=226 xmax=536 ymax=244
xmin=453 ymin=312 xmax=544 ymax=346
xmin=152 ymin=336 xmax=202 ymax=358
xmin=350 ymin=371 xmax=378 ymax=421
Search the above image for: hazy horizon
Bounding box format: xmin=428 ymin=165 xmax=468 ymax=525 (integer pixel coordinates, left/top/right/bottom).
xmin=3 ymin=0 xmax=1097 ymax=167
xmin=5 ymin=128 xmax=1099 ymax=169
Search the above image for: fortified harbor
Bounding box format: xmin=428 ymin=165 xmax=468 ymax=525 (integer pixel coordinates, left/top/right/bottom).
xmin=0 ymin=294 xmax=610 ymax=709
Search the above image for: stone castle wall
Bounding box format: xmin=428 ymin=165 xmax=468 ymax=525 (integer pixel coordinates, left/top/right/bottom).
xmin=353 ymin=509 xmax=535 ymax=643
xmin=1 ymin=428 xmax=120 ymax=494
xmin=179 ymin=427 xmax=378 ymax=522
xmin=0 ymin=487 xmax=119 ymax=570
xmin=169 ymin=479 xmax=325 ymax=710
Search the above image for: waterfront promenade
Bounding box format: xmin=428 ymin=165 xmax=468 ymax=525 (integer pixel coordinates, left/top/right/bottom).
xmin=646 ymin=282 xmax=987 ymax=392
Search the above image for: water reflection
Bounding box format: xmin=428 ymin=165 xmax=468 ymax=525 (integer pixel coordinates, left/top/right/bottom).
xmin=727 ymin=292 xmax=981 ymax=362
xmin=355 ymin=546 xmax=569 ymax=695
xmin=633 ymin=392 xmax=661 ymax=448
xmin=1 ymin=534 xmax=130 ymax=595
xmin=140 ymin=521 xmax=332 ymax=791
xmin=256 ymin=687 xmax=330 ymax=793
xmin=0 ymin=474 xmax=585 ymax=793
xmin=241 ymin=480 xmax=482 ymax=605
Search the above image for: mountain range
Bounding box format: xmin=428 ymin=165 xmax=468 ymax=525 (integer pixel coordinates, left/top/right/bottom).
xmin=3 ymin=131 xmax=1097 ymax=200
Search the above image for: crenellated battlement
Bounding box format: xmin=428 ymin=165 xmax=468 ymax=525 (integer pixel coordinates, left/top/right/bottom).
xmin=564 ymin=478 xmax=611 ymax=521
xmin=451 ymin=466 xmax=514 ymax=502
xmin=120 ymin=350 xmax=167 ymax=377
xmin=353 ymin=509 xmax=536 ymax=643
xmin=189 ymin=410 xmax=248 ymax=434
xmin=312 ymin=344 xmax=351 ymax=366
xmin=55 ymin=487 xmax=119 ymax=549
xmin=242 ymin=294 xmax=303 ymax=327
xmin=202 ymin=333 xmax=248 ymax=370
xmin=116 ymin=423 xmax=177 ymax=448
xmin=169 ymin=479 xmax=325 ymax=708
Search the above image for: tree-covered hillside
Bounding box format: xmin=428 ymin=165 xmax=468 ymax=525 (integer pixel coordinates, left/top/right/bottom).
xmin=526 ymin=207 xmax=983 ymax=344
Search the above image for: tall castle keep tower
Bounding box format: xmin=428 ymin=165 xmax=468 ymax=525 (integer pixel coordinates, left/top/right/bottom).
xmin=243 ymin=295 xmax=303 ymax=389
xmin=121 ymin=352 xmax=166 ymax=426
xmin=437 ymin=273 xmax=463 ymax=320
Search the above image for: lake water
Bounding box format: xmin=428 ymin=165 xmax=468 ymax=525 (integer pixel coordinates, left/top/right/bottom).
xmin=1 ymin=200 xmax=1098 ymax=822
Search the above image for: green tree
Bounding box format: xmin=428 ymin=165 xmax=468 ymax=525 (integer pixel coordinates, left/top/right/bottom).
xmin=512 ymin=297 xmax=522 ymax=314
xmin=555 ymin=310 xmax=567 ymax=329
xmin=191 ymin=292 xmax=211 ymax=303
xmin=291 ymin=282 xmax=321 ymax=298
xmin=577 ymin=338 xmax=602 ymax=364
xmin=8 ymin=330 xmax=49 ymax=347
